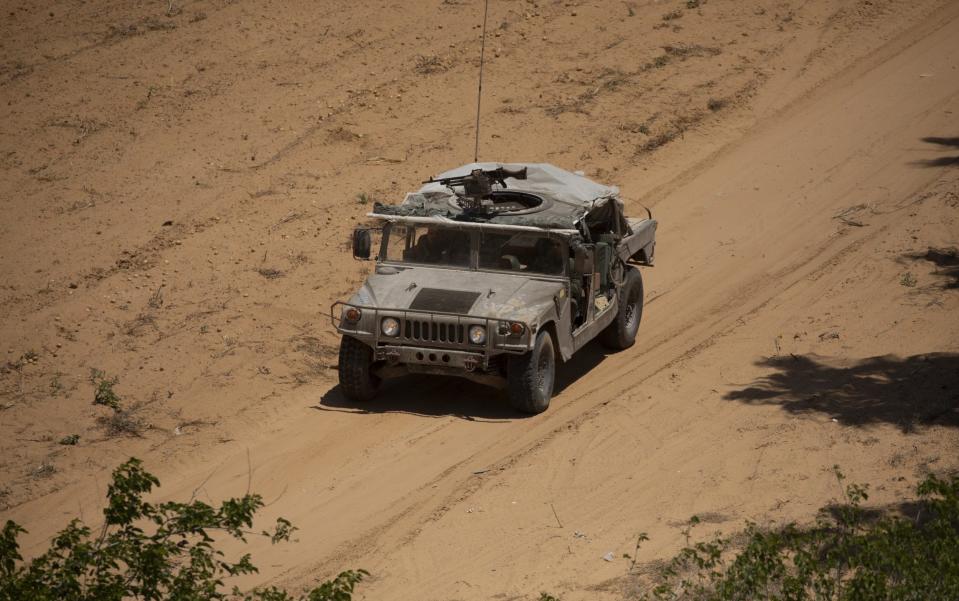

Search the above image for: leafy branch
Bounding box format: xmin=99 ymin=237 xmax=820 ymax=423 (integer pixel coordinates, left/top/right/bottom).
xmin=0 ymin=458 xmax=366 ymax=601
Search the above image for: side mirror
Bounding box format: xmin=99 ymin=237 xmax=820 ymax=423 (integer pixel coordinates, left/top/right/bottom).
xmin=352 ymin=228 xmax=372 ymax=260
xmin=573 ymin=245 xmax=594 ymax=274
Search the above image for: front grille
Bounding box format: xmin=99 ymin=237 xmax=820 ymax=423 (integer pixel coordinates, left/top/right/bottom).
xmin=403 ymin=320 xmax=466 ymax=344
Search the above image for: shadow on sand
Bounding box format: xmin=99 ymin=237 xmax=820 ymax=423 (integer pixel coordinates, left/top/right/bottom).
xmin=904 ymin=247 xmax=959 ymax=289
xmin=913 ymin=136 xmax=959 ymax=168
xmin=723 ymin=353 xmax=959 ymax=433
xmin=313 ymin=341 xmax=611 ymax=420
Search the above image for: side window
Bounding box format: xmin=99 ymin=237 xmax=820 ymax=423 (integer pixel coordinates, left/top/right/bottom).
xmin=526 ymin=237 xmax=565 ymax=275
xmin=383 ymin=224 xmax=411 ymax=260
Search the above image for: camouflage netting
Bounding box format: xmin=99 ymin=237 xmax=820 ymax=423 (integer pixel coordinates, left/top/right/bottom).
xmin=372 ymin=163 xmax=627 ymax=233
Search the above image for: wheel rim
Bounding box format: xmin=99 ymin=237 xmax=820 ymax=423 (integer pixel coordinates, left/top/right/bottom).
xmin=624 ymin=287 xmax=640 ymax=334
xmin=536 ymin=343 xmax=555 ymax=399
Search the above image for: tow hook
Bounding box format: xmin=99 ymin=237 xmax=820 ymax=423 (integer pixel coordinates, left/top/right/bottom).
xmin=463 ymin=356 xmax=479 ymax=372
xmin=385 ymin=349 xmax=401 ymax=364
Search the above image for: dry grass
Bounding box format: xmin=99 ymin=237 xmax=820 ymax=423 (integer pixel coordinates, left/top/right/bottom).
xmin=147 ymin=286 xmax=164 ymax=309
xmin=30 ymin=462 xmax=56 ymax=479
xmin=97 ymin=403 xmax=146 ymax=438
xmin=125 ymin=313 xmax=157 ymax=337
xmin=414 ymin=55 xmax=447 ymax=75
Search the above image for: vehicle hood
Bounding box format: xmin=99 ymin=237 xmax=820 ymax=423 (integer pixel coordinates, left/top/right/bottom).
xmin=348 ymin=264 xmax=563 ymax=323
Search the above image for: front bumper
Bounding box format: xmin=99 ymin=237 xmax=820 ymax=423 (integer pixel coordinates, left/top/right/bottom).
xmin=372 ymin=344 xmax=507 ymax=389
xmin=375 ymin=345 xmax=486 ymax=370
xmin=331 ymin=301 xmax=532 ymax=355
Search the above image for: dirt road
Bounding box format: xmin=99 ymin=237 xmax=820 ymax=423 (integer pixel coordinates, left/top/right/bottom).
xmin=2 ymin=1 xmax=957 ymax=599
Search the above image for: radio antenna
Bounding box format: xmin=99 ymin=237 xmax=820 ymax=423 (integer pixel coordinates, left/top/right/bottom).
xmin=473 ymin=0 xmax=490 ymax=163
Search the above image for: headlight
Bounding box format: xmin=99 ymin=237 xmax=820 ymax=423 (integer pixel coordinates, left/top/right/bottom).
xmin=468 ymin=325 xmax=486 ymax=345
xmin=381 ymin=317 xmax=400 ymax=337
xmin=344 ymin=307 xmax=361 ymax=322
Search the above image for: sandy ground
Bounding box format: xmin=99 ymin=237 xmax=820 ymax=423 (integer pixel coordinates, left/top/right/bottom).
xmin=1 ymin=0 xmax=958 ymax=599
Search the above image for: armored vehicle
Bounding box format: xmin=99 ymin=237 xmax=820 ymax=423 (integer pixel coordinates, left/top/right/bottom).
xmin=333 ymin=163 xmax=657 ymax=414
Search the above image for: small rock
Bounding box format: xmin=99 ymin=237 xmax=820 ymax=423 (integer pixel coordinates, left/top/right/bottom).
xmin=602 ymin=551 xmax=615 ymax=562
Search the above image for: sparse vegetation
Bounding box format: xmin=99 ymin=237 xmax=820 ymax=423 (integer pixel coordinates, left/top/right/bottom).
xmin=148 ymin=286 xmax=164 ymax=309
xmin=626 ymin=468 xmax=959 ymax=600
xmin=900 ymin=272 xmax=918 ymax=287
xmin=545 ymin=88 xmax=600 ymax=117
xmin=288 ymin=251 xmax=310 ymax=267
xmin=90 ymin=369 xmax=121 ymax=411
xmin=707 ymin=97 xmax=727 ymax=111
xmin=639 ymin=130 xmax=679 ymax=153
xmin=30 ymin=462 xmax=56 ymax=479
xmin=97 ymin=403 xmax=146 ymax=438
xmin=326 ymin=126 xmax=360 ymax=143
xmin=58 ymin=434 xmax=80 ymax=446
xmin=663 ymin=44 xmax=722 ymax=60
xmin=0 ymin=458 xmax=367 ymax=601
xmin=135 ymin=85 xmax=160 ymax=111
xmin=414 ymin=54 xmax=447 ymax=74
xmin=49 ymin=373 xmax=64 ymax=396
xmin=125 ymin=313 xmax=157 ymax=337
xmin=89 ymin=370 xmax=145 ymax=437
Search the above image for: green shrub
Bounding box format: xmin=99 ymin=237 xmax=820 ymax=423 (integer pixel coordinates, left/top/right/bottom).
xmin=630 ymin=468 xmax=959 ymax=600
xmin=0 ymin=458 xmax=366 ymax=601
xmin=89 ymin=369 xmax=121 ymax=411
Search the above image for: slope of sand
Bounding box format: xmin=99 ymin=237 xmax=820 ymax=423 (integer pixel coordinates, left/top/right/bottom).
xmin=1 ymin=0 xmax=957 ymax=599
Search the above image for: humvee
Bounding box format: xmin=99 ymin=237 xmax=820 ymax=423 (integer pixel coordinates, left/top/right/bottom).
xmin=333 ymin=163 xmax=657 ymax=414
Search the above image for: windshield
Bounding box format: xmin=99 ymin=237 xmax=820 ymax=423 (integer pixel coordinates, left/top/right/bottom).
xmin=381 ymin=224 xmax=565 ymax=276
xmin=383 ymin=224 xmax=470 ymax=267
xmin=478 ymin=231 xmax=565 ymax=275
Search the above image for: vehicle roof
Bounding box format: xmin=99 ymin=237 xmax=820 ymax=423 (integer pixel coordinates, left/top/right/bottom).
xmin=370 ymin=162 xmax=622 ymax=230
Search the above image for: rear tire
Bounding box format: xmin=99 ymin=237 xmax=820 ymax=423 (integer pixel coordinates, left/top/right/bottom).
xmin=507 ymin=330 xmax=556 ymax=414
xmin=599 ymin=267 xmax=643 ymax=351
xmin=338 ymin=336 xmax=380 ymax=402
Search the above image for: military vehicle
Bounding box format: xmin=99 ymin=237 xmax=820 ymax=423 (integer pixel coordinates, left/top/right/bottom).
xmin=333 ymin=163 xmax=657 ymax=414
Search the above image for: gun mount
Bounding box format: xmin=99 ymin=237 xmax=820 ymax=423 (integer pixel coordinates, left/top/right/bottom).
xmin=424 ymin=167 xmax=528 ymax=213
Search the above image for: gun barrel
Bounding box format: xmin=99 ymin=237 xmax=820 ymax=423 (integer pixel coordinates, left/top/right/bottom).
xmin=423 ymin=166 xmax=527 ymax=186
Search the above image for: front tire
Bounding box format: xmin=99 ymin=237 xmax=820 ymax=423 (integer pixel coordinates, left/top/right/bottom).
xmin=507 ymin=330 xmax=556 ymax=414
xmin=338 ymin=336 xmax=380 ymax=401
xmin=599 ymin=267 xmax=643 ymax=351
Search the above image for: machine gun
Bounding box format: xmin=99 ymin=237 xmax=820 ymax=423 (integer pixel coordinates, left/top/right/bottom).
xmin=424 ymin=167 xmax=528 ymax=213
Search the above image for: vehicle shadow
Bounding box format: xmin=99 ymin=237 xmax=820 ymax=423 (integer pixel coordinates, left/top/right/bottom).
xmin=723 ymin=353 xmax=959 ymax=433
xmin=315 ymin=375 xmax=516 ymax=421
xmin=904 ymin=247 xmax=959 ymax=289
xmin=313 ymin=341 xmax=611 ymax=420
xmin=913 ymin=136 xmax=959 ymax=168
xmin=554 ymin=341 xmax=610 ymax=393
